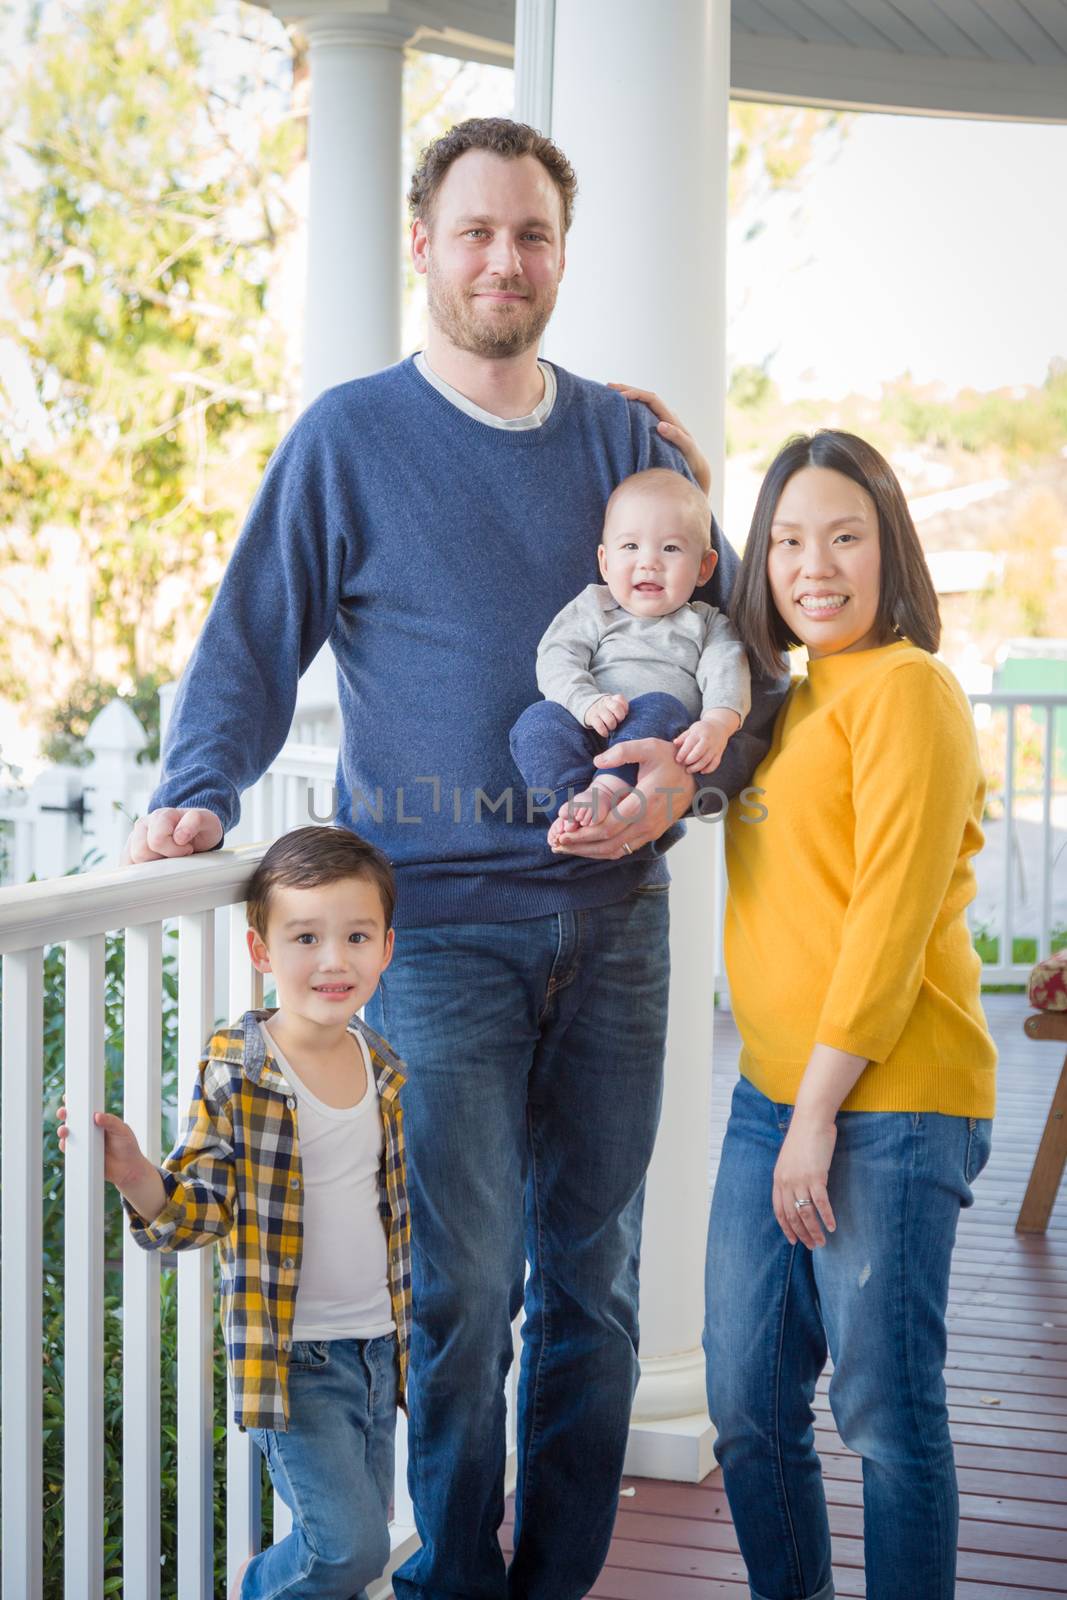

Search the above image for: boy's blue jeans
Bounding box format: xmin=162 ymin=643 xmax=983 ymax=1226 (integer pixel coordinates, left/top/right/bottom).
xmin=364 ymin=887 xmax=670 ymax=1599
xmin=243 ymin=1335 xmax=397 ymax=1600
xmin=509 ymin=691 xmax=691 ymax=802
xmin=704 ymin=1076 xmax=993 ymax=1600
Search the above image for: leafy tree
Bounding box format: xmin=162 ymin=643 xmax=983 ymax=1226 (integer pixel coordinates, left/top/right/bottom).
xmin=881 ymin=362 xmax=1067 ymax=461
xmin=0 ymin=0 xmax=300 ymax=739
xmin=982 ymin=487 xmax=1067 ymax=640
xmin=39 ymin=668 xmax=165 ymax=765
xmin=728 ymin=102 xmax=852 ymax=232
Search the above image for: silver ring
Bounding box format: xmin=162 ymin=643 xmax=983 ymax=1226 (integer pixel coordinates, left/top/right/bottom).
xmin=622 ymin=842 xmax=633 ymax=856
xmin=794 ymin=1198 xmax=813 ymax=1210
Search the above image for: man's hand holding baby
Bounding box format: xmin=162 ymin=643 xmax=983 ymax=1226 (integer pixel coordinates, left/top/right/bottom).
xmin=674 ymin=707 xmax=742 ymax=774
xmin=584 ymin=694 xmax=630 ymax=737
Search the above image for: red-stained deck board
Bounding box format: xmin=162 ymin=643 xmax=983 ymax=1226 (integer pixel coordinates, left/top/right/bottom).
xmin=502 ymin=995 xmax=1067 ymax=1595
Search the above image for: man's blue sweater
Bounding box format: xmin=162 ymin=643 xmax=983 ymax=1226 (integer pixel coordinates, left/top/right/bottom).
xmin=152 ymin=356 xmax=781 ymax=926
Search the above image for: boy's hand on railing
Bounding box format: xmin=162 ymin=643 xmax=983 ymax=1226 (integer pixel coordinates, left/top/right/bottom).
xmin=57 ymin=1096 xmax=167 ymax=1221
xmin=122 ymin=806 xmax=223 ymax=865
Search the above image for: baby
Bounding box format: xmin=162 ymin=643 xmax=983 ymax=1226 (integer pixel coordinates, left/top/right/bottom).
xmin=510 ymin=468 xmax=750 ymax=840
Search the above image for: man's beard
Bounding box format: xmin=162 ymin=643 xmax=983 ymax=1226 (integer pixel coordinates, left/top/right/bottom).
xmin=426 ymin=262 xmax=557 ymax=359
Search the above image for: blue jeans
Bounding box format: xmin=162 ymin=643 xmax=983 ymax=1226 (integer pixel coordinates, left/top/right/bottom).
xmin=703 ymin=1077 xmax=992 ymax=1600
xmin=363 ymin=887 xmax=670 ymax=1599
xmin=509 ymin=691 xmax=691 ymax=802
xmin=243 ymin=1336 xmax=397 ymax=1600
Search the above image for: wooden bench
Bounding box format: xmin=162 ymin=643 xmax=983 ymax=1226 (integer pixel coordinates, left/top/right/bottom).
xmin=1016 ymin=1009 xmax=1067 ymax=1233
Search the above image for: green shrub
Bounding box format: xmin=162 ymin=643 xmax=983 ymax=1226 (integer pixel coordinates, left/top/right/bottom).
xmin=973 ymin=922 xmax=1067 ymax=993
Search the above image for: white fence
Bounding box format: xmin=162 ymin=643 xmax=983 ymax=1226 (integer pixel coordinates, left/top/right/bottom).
xmin=969 ymin=692 xmax=1066 ymax=983
xmin=3 ymin=692 xmax=1064 ymax=996
xmin=0 ymin=848 xmax=518 ymax=1599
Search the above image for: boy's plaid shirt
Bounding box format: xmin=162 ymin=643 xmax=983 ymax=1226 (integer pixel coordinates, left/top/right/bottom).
xmin=125 ymin=1009 xmax=410 ymax=1431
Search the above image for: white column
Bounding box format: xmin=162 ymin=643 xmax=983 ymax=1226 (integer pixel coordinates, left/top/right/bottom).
xmin=513 ymin=0 xmax=555 ymax=131
xmin=545 ymin=0 xmax=731 ymax=1482
xmin=301 ymin=13 xmax=415 ymax=402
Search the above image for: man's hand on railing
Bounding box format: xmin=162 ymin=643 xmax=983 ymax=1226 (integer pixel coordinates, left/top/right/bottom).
xmin=122 ymin=806 xmax=223 ymax=865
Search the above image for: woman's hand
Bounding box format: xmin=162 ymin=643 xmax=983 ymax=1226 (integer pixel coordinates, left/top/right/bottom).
xmin=607 ymin=384 xmax=712 ymax=497
xmin=772 ymin=1109 xmax=838 ymax=1250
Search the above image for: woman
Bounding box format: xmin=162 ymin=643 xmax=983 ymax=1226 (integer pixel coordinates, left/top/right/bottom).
xmin=701 ymin=429 xmax=996 ymax=1600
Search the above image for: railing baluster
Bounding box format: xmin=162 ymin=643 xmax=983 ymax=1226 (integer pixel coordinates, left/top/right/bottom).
xmin=1040 ymin=704 xmax=1055 ymax=962
xmin=1001 ymin=705 xmax=1016 ymax=976
xmin=226 ymin=903 xmax=263 ymax=1590
xmin=124 ymin=923 xmax=163 ymax=1599
xmin=177 ymin=911 xmax=216 ymax=1600
xmin=252 ymin=774 xmax=274 ymax=843
xmin=2 ymin=947 xmax=44 ymax=1600
xmin=65 ymin=934 xmax=107 ymax=1600
xmin=295 ymin=776 xmax=310 ymax=831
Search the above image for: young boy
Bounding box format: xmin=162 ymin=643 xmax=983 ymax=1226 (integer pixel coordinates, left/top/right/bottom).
xmin=58 ymin=825 xmax=409 ymax=1600
xmin=509 ymin=468 xmax=751 ymax=841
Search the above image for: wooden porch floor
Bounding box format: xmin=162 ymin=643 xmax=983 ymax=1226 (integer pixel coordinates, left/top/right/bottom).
xmin=509 ymin=993 xmax=1067 ymax=1598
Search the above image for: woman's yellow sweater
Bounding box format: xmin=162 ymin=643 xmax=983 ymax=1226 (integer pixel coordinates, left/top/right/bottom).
xmin=724 ymin=640 xmax=996 ymax=1116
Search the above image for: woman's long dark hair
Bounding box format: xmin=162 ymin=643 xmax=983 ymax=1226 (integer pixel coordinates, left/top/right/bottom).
xmin=733 ymin=431 xmax=941 ymax=681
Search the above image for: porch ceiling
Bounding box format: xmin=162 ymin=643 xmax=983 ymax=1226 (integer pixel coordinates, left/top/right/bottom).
xmin=732 ymin=0 xmax=1067 ymax=121
xmin=399 ymin=0 xmax=1067 ymax=123
xmin=251 ymin=1 xmax=1067 ymax=120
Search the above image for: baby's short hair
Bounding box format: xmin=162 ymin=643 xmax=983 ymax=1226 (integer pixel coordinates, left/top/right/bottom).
xmin=246 ymin=825 xmax=396 ymax=938
xmin=603 ymin=468 xmax=712 ymax=547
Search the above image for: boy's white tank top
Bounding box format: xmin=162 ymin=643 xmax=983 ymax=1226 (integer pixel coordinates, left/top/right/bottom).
xmin=260 ymin=1021 xmax=395 ymax=1342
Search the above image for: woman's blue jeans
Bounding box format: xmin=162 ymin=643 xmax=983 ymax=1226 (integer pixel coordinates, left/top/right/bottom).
xmin=364 ymin=887 xmax=670 ymax=1599
xmin=243 ymin=1335 xmax=397 ymax=1599
xmin=704 ymin=1077 xmax=992 ymax=1600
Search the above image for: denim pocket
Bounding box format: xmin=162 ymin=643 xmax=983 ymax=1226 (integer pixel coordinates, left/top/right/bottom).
xmin=964 ymin=1117 xmax=993 ymax=1184
xmin=288 ymin=1339 xmax=331 ymax=1371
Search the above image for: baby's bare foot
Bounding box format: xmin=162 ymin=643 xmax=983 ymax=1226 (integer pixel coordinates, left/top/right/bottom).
xmin=568 ymin=774 xmax=632 ymax=827
xmin=547 ymin=814 xmax=576 ymax=848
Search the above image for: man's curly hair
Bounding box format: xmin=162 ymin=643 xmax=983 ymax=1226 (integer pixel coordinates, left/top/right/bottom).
xmin=407 ymin=117 xmax=577 ymax=234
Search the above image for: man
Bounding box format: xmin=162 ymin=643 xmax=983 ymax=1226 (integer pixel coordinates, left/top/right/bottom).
xmin=128 ymin=118 xmax=782 ymax=1599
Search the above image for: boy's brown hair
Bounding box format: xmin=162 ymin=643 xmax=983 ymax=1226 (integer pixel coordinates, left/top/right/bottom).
xmin=407 ymin=116 xmax=578 ymax=234
xmin=246 ymin=826 xmax=396 ymax=938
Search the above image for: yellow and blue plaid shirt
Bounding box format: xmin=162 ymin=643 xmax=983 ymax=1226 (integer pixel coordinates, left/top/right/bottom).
xmin=125 ymin=1009 xmax=410 ymax=1431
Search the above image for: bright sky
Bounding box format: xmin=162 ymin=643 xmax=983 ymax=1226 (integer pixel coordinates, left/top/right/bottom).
xmin=729 ymin=109 xmax=1067 ymax=399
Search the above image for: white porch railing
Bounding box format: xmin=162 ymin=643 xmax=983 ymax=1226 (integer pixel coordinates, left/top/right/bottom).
xmin=969 ymin=692 xmax=1066 ymax=984
xmin=235 ymin=743 xmax=339 ymax=845
xmin=0 ymin=848 xmax=519 ymax=1599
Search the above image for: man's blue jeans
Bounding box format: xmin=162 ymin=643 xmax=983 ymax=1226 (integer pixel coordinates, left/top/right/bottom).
xmin=364 ymin=887 xmax=670 ymax=1599
xmin=704 ymin=1077 xmax=992 ymax=1600
xmin=243 ymin=1335 xmax=397 ymax=1599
